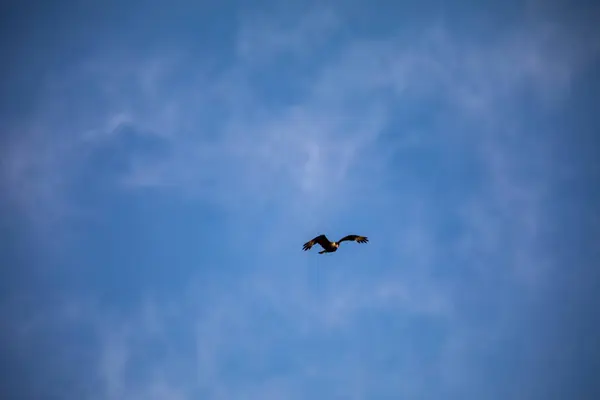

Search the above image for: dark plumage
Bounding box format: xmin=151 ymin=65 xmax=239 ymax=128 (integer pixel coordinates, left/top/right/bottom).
xmin=302 ymin=234 xmax=369 ymax=254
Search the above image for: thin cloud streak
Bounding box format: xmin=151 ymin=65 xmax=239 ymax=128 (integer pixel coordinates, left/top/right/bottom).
xmin=2 ymin=14 xmax=591 ymax=228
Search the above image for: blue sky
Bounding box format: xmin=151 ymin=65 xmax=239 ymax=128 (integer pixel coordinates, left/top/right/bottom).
xmin=1 ymin=1 xmax=599 ymax=399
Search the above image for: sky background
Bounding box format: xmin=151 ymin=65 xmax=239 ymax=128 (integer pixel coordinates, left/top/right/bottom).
xmin=1 ymin=0 xmax=600 ymax=399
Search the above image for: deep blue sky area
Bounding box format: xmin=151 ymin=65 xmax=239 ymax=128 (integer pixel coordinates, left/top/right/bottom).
xmin=1 ymin=1 xmax=599 ymax=399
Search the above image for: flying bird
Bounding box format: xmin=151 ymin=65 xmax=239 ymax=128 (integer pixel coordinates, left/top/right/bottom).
xmin=302 ymin=234 xmax=369 ymax=254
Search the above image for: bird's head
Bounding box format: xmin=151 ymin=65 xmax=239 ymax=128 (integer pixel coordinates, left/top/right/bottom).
xmin=332 ymin=242 xmax=339 ymax=248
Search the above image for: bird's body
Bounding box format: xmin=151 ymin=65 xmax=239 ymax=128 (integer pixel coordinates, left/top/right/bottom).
xmin=302 ymin=234 xmax=368 ymax=254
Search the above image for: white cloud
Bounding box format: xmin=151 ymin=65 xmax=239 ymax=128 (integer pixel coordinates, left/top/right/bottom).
xmin=236 ymin=7 xmax=341 ymax=65
xmin=4 ymin=8 xmax=592 ymax=231
xmin=73 ymin=263 xmax=454 ymax=400
xmin=98 ymin=329 xmax=129 ymax=400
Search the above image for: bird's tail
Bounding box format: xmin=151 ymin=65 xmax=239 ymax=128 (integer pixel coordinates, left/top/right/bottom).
xmin=319 ymin=250 xmax=326 ymax=254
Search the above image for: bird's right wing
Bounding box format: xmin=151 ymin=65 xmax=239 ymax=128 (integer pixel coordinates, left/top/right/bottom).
xmin=303 ymin=234 xmax=330 ymax=251
xmin=338 ymin=235 xmax=369 ymax=244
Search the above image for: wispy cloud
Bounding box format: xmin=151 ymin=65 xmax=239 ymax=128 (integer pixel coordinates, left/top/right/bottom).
xmin=236 ymin=7 xmax=341 ymax=66
xmin=3 ymin=6 xmax=593 ymax=228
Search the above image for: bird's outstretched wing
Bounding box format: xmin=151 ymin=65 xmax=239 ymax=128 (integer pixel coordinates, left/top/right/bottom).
xmin=303 ymin=234 xmax=331 ymax=251
xmin=338 ymin=235 xmax=369 ymax=244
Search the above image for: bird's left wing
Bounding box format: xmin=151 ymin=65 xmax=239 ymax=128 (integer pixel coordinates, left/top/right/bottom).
xmin=303 ymin=234 xmax=330 ymax=251
xmin=338 ymin=235 xmax=369 ymax=244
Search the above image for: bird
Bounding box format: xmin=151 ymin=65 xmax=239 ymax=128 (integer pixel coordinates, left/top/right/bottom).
xmin=302 ymin=234 xmax=369 ymax=254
